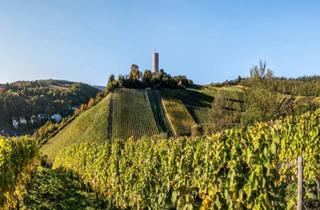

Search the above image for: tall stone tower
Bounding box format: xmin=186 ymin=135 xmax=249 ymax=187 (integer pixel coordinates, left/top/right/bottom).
xmin=152 ymin=52 xmax=159 ymax=73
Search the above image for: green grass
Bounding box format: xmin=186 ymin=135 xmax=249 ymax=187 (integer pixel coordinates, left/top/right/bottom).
xmin=22 ymin=167 xmax=115 ymax=210
xmin=111 ymin=88 xmax=159 ymax=140
xmin=195 ymin=85 xmax=244 ymax=98
xmin=191 ymin=85 xmax=219 ymax=97
xmin=161 ymin=98 xmax=196 ymax=136
xmin=41 ymin=95 xmax=111 ymax=163
xmin=159 ymin=88 xmax=213 ymax=107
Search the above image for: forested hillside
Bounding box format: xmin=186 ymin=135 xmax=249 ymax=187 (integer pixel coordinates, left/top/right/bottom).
xmin=0 ymin=79 xmax=99 ymax=136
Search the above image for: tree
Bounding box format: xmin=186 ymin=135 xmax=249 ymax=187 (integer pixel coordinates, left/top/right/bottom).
xmin=129 ymin=64 xmax=141 ymax=81
xmin=249 ymin=60 xmax=274 ymax=84
xmin=106 ymin=74 xmax=116 ymax=91
xmin=241 ymin=61 xmax=280 ymax=125
xmin=142 ymin=70 xmax=153 ymax=85
xmin=107 ymin=74 xmax=115 ymax=85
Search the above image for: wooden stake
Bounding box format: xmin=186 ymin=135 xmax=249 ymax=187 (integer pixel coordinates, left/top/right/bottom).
xmin=297 ymin=155 xmax=303 ymax=210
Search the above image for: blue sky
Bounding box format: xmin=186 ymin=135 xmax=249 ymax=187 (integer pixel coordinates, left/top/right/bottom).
xmin=0 ymin=0 xmax=319 ymax=85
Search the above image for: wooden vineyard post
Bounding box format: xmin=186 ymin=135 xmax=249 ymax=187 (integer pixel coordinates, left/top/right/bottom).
xmin=297 ymin=155 xmax=303 ymax=210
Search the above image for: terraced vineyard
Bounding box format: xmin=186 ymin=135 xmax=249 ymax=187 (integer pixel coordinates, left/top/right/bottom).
xmin=159 ymin=86 xmax=245 ymax=133
xmin=41 ymin=94 xmax=112 ymax=162
xmin=111 ymin=88 xmax=160 ymax=140
xmin=40 ymin=85 xmax=320 ymax=164
xmin=161 ymin=98 xmax=196 ymax=136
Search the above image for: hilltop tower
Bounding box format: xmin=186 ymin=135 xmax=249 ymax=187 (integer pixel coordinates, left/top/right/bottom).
xmin=152 ymin=52 xmax=159 ymax=73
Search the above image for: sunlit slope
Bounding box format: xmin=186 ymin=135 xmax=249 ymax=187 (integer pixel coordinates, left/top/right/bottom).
xmin=41 ymin=94 xmax=111 ymax=162
xmin=161 ymin=98 xmax=196 ymax=136
xmin=111 ymin=88 xmax=160 ymax=140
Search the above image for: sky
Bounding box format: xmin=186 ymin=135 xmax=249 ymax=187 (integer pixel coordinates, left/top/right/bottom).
xmin=0 ymin=0 xmax=320 ymax=86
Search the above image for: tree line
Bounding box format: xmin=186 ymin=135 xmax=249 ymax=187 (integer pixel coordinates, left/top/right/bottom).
xmin=106 ymin=64 xmax=193 ymax=91
xmin=212 ymin=63 xmax=320 ymax=97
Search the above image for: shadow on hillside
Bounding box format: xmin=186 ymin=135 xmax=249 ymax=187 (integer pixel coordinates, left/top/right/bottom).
xmin=159 ymin=88 xmax=213 ymax=107
xmin=23 ymin=167 xmax=116 ymax=210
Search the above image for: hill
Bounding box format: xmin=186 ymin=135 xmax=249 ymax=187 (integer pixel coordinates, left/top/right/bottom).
xmin=0 ymin=79 xmax=99 ymax=136
xmin=39 ymin=87 xmax=214 ymax=161
xmin=2 ymin=72 xmax=320 ymax=209
xmin=41 ymin=82 xmax=320 ymax=163
xmin=41 ymin=88 xmax=162 ymax=162
xmin=38 ymin=66 xmax=320 ymax=163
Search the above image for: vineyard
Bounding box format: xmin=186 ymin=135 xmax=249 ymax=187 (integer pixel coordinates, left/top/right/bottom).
xmin=111 ymin=88 xmax=160 ymax=140
xmin=1 ymin=86 xmax=320 ymax=209
xmin=146 ymin=90 xmax=168 ymax=133
xmin=41 ymin=94 xmax=112 ymax=162
xmin=0 ymin=136 xmax=38 ymax=209
xmin=52 ymin=109 xmax=320 ymax=209
xmin=159 ymin=87 xmax=246 ymax=133
xmin=161 ymin=98 xmax=196 ymax=136
xmin=23 ymin=166 xmax=115 ymax=209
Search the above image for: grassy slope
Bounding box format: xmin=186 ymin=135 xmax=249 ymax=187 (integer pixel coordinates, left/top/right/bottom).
xmin=41 ymin=95 xmax=111 ymax=162
xmin=159 ymin=88 xmax=213 ymax=129
xmin=111 ymin=88 xmax=159 ymax=140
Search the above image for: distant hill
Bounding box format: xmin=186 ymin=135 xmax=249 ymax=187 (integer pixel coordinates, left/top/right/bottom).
xmin=0 ymin=79 xmax=100 ymax=136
